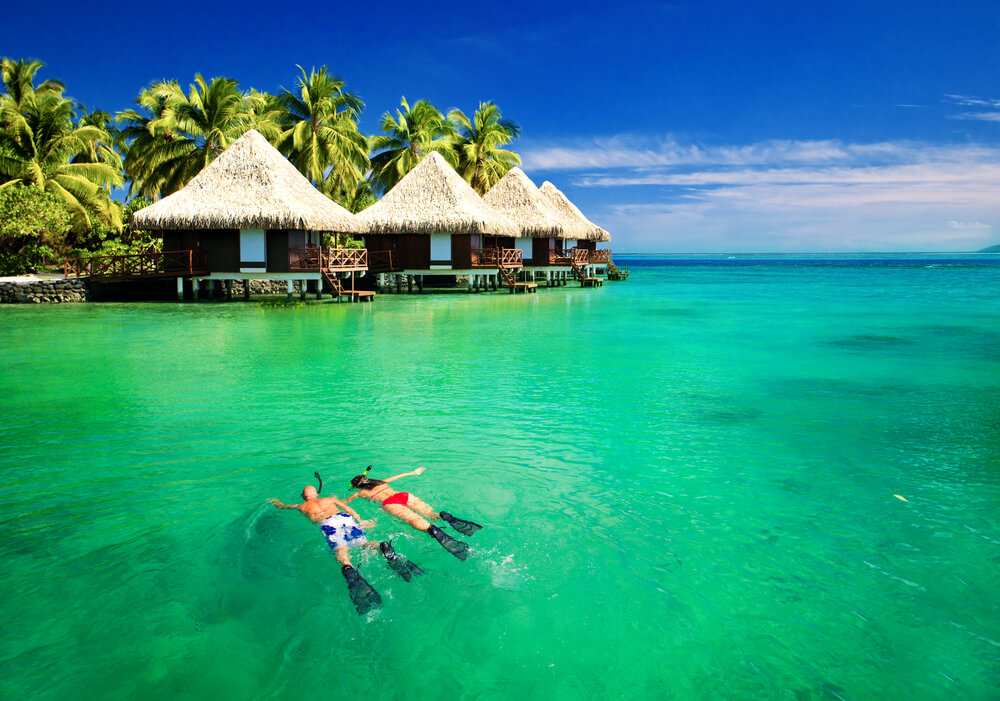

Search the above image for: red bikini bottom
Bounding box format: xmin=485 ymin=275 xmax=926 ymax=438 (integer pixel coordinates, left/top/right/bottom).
xmin=382 ymin=492 xmax=410 ymax=508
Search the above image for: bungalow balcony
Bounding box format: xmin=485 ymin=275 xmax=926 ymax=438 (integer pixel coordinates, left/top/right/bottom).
xmin=471 ymin=247 xmax=523 ymax=269
xmin=63 ymin=249 xmax=209 ymax=281
xmin=288 ymin=246 xmax=368 ymax=273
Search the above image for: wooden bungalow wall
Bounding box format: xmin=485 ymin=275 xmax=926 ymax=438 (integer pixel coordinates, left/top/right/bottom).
xmin=364 ymin=235 xmax=431 ymax=269
xmin=162 ymin=229 xmax=307 ymax=273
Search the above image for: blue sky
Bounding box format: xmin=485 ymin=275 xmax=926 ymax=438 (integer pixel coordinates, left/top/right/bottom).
xmin=9 ymin=0 xmax=1000 ymax=251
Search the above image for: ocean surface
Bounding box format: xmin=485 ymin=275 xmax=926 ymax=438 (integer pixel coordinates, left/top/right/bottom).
xmin=1 ymin=254 xmax=998 ymax=700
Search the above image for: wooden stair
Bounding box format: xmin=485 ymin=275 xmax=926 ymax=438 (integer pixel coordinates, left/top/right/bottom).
xmin=606 ymin=258 xmax=630 ymax=280
xmin=497 ymin=251 xmax=537 ymax=294
xmin=570 ymin=250 xmax=603 ymax=287
xmin=321 ymin=270 xmax=374 ymax=302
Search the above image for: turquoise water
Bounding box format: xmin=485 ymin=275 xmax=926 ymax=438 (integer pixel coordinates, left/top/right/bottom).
xmin=1 ymin=256 xmax=998 ymax=699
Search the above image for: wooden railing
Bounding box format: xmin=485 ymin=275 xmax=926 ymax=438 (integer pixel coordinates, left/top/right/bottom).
xmin=499 ymin=248 xmax=523 ymax=269
xmin=289 ymin=247 xmax=367 ymax=271
xmin=589 ymin=249 xmax=612 ymax=264
xmin=368 ymin=250 xmax=400 ymax=272
xmin=570 ymin=247 xmax=591 ymax=264
xmin=63 ymin=250 xmax=207 ymax=280
xmin=472 ymin=248 xmax=523 ymax=268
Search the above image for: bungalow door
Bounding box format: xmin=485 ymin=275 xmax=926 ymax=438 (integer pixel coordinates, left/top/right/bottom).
xmin=239 ymin=229 xmax=267 ymax=272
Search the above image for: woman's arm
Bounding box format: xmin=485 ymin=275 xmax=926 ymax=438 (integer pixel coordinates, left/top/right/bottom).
xmin=382 ymin=467 xmax=426 ymax=483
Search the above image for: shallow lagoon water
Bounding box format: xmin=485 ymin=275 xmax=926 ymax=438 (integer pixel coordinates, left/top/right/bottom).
xmin=1 ymin=256 xmax=998 ymax=699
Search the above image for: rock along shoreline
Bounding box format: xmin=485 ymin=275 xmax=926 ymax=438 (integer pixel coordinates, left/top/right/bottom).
xmin=0 ymin=277 xmax=90 ymax=304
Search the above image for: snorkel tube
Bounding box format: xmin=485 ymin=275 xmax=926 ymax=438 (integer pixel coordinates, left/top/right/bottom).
xmin=314 ymin=471 xmax=323 ymax=494
xmin=349 ymin=465 xmax=373 ymax=489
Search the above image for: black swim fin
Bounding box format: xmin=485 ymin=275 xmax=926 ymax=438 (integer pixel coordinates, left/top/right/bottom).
xmin=341 ymin=565 xmax=382 ymax=614
xmin=427 ymin=524 xmax=470 ymax=561
xmin=380 ymin=541 xmax=425 ymax=582
xmin=440 ymin=511 xmax=483 ymax=536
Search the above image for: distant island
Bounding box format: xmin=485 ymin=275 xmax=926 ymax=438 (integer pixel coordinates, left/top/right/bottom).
xmin=980 ymin=244 xmax=1000 ymax=253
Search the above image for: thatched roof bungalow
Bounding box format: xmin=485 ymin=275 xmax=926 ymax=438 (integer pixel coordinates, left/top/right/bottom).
xmin=357 ymin=151 xmax=519 ymax=273
xmin=483 ymin=167 xmax=570 ymax=269
xmin=131 ymin=129 xmax=361 ymax=291
xmin=539 ymin=181 xmax=612 ymax=250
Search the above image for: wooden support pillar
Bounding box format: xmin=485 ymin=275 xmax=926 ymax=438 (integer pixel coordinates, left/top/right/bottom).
xmin=407 ymin=275 xmax=413 ymax=294
xmin=225 ymin=280 xmax=233 ymax=301
xmin=468 ymin=275 xmax=474 ymax=293
xmin=193 ymin=278 xmax=201 ymax=300
xmin=177 ymin=277 xmax=184 ymax=301
xmin=243 ymin=279 xmax=250 ymax=300
xmin=395 ymin=274 xmax=402 ymax=294
xmin=417 ymin=275 xmax=424 ymax=293
xmin=299 ymin=280 xmax=306 ymax=301
xmin=492 ymin=275 xmax=498 ymax=291
xmin=287 ymin=280 xmax=294 ymax=299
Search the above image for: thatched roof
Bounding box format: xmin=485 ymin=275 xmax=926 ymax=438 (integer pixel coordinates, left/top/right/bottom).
xmin=482 ymin=167 xmax=564 ymax=238
xmin=538 ymin=181 xmax=611 ymax=242
xmin=357 ymin=151 xmax=517 ymax=237
xmin=131 ymin=130 xmax=361 ymax=233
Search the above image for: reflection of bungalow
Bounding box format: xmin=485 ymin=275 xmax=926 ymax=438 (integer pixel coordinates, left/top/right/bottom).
xmin=539 ymin=182 xmax=625 ymax=281
xmin=482 ymin=167 xmax=574 ymax=286
xmin=131 ymin=129 xmax=365 ymax=300
xmin=356 ymin=151 xmax=525 ymax=292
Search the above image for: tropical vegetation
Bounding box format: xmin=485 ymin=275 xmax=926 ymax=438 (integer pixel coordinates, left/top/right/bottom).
xmin=0 ymin=57 xmax=522 ymax=274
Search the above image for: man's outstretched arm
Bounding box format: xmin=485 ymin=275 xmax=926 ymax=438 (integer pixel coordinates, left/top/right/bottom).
xmin=268 ymin=498 xmax=301 ymax=511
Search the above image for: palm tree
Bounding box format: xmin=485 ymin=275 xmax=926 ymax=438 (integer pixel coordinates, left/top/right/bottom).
xmin=0 ymin=63 xmax=122 ymax=230
xmin=118 ymin=75 xmax=251 ymax=199
xmin=0 ymin=94 xmax=122 ymax=230
xmin=245 ymin=89 xmax=283 ymax=143
xmin=369 ymin=97 xmax=455 ymax=193
xmin=447 ymin=101 xmax=521 ymax=195
xmin=275 ymin=65 xmax=368 ymax=200
xmin=74 ymin=106 xmax=124 ymax=178
xmin=0 ymin=59 xmax=64 ymax=113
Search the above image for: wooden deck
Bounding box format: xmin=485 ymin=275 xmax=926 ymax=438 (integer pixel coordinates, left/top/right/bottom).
xmin=64 ymin=250 xmax=208 ymax=281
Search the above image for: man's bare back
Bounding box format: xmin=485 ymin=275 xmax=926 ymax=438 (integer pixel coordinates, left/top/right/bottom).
xmin=269 ymin=485 xmax=371 ymax=526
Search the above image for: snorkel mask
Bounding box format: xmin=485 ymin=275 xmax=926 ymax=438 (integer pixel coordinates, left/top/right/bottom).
xmin=349 ymin=465 xmax=373 ymax=489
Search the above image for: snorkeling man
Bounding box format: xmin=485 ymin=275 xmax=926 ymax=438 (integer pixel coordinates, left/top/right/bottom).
xmin=269 ymin=485 xmax=423 ymax=614
xmin=344 ymin=467 xmax=482 ymax=561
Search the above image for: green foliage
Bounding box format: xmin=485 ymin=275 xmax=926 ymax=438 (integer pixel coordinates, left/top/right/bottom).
xmin=321 ymin=232 xmax=364 ymax=249
xmin=75 ymin=198 xmax=160 ymax=257
xmin=0 ymin=183 xmax=70 ymax=274
xmin=448 ymin=101 xmax=521 ymax=194
xmin=119 ymin=75 xmax=253 ymax=199
xmin=275 ymin=65 xmax=369 ymax=199
xmin=369 ymin=97 xmax=456 ymax=193
xmin=0 ymin=58 xmax=123 ymax=231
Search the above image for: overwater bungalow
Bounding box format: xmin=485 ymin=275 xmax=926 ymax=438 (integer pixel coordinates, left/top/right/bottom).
xmin=356 ymin=151 xmax=527 ymax=292
xmin=482 ymin=167 xmax=574 ymax=287
xmin=538 ymin=182 xmax=625 ymax=282
xmin=124 ymin=129 xmax=368 ymax=301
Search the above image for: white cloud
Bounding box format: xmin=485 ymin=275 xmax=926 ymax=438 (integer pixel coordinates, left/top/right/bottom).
xmin=519 ymin=135 xmax=1000 ymax=252
xmin=951 ymin=112 xmax=1000 ymax=122
xmin=945 ymin=94 xmax=1000 ymax=121
xmin=520 ymin=136 xmax=909 ymax=171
